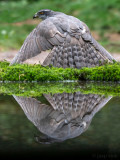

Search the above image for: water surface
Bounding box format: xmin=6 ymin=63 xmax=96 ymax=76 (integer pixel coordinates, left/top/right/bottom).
xmin=0 ymin=82 xmax=120 ymax=159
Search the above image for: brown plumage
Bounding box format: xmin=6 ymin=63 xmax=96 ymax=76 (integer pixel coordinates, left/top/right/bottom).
xmin=10 ymin=9 xmax=116 ymax=68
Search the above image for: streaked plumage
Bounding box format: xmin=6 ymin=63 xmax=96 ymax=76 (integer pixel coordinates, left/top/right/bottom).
xmin=10 ymin=9 xmax=115 ymax=68
xmin=13 ymin=93 xmax=112 ymax=143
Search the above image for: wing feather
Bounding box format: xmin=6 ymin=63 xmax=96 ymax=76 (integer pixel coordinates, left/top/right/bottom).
xmin=10 ymin=19 xmax=66 ymax=65
xmin=81 ymin=31 xmax=116 ymax=61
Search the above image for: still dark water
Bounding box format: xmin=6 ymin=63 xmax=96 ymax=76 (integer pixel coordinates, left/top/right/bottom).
xmin=0 ymin=92 xmax=120 ymax=159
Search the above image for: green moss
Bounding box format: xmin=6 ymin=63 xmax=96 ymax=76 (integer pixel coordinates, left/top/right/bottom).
xmin=0 ymin=81 xmax=120 ymax=97
xmin=0 ymin=61 xmax=120 ymax=82
xmin=0 ymin=61 xmax=80 ymax=81
xmin=79 ymin=61 xmax=120 ymax=81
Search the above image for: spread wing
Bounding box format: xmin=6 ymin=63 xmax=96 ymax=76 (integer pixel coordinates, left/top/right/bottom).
xmin=80 ymin=22 xmax=115 ymax=61
xmin=10 ymin=18 xmax=66 ymax=65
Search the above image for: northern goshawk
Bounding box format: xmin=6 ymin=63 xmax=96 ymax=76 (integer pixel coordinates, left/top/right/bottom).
xmin=10 ymin=9 xmax=116 ymax=68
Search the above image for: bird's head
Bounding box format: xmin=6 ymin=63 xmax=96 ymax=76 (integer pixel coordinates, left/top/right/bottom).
xmin=33 ymin=9 xmax=54 ymax=20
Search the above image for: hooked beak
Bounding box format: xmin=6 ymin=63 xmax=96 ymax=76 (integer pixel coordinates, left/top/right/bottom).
xmin=33 ymin=13 xmax=38 ymax=19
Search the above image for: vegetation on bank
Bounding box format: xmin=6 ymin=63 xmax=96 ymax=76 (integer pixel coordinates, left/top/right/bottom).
xmin=0 ymin=61 xmax=120 ymax=82
xmin=0 ymin=61 xmax=120 ymax=97
xmin=0 ymin=81 xmax=120 ymax=97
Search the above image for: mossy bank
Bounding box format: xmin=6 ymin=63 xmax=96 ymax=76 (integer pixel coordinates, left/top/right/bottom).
xmin=0 ymin=81 xmax=120 ymax=97
xmin=0 ymin=61 xmax=120 ymax=82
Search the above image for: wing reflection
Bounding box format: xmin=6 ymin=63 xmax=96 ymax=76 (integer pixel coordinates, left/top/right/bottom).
xmin=13 ymin=93 xmax=112 ymax=144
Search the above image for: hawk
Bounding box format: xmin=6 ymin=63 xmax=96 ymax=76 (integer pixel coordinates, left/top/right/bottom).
xmin=10 ymin=9 xmax=115 ymax=68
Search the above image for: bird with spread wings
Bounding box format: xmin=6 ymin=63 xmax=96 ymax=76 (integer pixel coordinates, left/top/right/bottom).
xmin=10 ymin=9 xmax=115 ymax=68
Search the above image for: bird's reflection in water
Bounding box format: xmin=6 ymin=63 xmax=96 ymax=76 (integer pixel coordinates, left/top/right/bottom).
xmin=13 ymin=92 xmax=112 ymax=144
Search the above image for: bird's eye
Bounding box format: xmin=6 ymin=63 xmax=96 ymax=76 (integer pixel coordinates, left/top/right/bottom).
xmin=40 ymin=12 xmax=44 ymax=15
